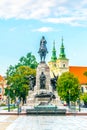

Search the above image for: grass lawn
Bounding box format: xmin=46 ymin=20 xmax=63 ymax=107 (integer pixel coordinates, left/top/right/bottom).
xmin=4 ymin=106 xmax=18 ymax=110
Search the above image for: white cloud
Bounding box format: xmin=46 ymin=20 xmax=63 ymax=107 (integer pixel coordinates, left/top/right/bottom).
xmin=32 ymin=27 xmax=55 ymax=32
xmin=0 ymin=0 xmax=87 ymax=26
xmin=0 ymin=0 xmax=55 ymax=19
xmin=42 ymin=7 xmax=87 ymax=26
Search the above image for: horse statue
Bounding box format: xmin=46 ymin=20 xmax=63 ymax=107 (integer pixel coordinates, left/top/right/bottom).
xmin=38 ymin=36 xmax=48 ymax=62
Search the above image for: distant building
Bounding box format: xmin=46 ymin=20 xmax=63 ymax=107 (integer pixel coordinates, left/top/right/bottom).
xmin=0 ymin=75 xmax=6 ymax=102
xmin=69 ymin=66 xmax=87 ymax=93
xmin=48 ymin=37 xmax=87 ymax=92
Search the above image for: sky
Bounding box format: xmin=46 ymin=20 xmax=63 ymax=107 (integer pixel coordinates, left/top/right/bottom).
xmin=0 ymin=0 xmax=87 ymax=76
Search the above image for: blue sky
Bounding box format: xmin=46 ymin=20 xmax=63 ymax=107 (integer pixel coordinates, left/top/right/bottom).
xmin=0 ymin=0 xmax=87 ymax=76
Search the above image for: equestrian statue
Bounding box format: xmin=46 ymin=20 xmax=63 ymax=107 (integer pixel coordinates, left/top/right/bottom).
xmin=38 ymin=36 xmax=48 ymax=62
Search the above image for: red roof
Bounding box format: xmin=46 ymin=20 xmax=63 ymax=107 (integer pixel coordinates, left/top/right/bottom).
xmin=69 ymin=66 xmax=87 ymax=84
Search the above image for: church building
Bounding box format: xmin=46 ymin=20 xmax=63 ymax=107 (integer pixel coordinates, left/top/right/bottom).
xmin=48 ymin=38 xmax=87 ymax=93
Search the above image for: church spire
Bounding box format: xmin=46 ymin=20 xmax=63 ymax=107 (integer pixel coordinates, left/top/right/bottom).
xmin=59 ymin=37 xmax=66 ymax=59
xmin=51 ymin=41 xmax=57 ymax=62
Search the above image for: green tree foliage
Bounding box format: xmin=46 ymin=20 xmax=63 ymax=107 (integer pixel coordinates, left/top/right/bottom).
xmin=83 ymin=71 xmax=87 ymax=85
xmin=5 ymin=52 xmax=37 ymax=104
xmin=57 ymin=72 xmax=80 ymax=104
xmin=82 ymin=71 xmax=87 ymax=106
xmin=17 ymin=52 xmax=38 ymax=69
xmin=81 ymin=93 xmax=87 ymax=106
xmin=83 ymin=71 xmax=87 ymax=77
xmin=6 ymin=52 xmax=38 ymax=77
xmin=5 ymin=66 xmax=36 ymax=104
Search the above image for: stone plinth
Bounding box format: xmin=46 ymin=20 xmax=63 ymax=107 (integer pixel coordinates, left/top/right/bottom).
xmin=36 ymin=62 xmax=50 ymax=90
xmin=26 ymin=62 xmax=63 ymax=107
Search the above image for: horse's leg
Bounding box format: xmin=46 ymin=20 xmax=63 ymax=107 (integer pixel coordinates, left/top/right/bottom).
xmin=41 ymin=55 xmax=42 ymax=62
xmin=43 ymin=56 xmax=44 ymax=62
xmin=41 ymin=53 xmax=43 ymax=62
xmin=44 ymin=54 xmax=46 ymax=62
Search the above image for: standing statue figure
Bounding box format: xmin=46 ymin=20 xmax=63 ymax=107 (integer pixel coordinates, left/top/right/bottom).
xmin=40 ymin=72 xmax=46 ymax=89
xmin=28 ymin=75 xmax=36 ymax=91
xmin=50 ymin=72 xmax=58 ymax=91
xmin=38 ymin=36 xmax=48 ymax=62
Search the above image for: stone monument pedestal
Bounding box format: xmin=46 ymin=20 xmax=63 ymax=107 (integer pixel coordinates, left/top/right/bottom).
xmin=27 ymin=62 xmax=52 ymax=106
xmin=26 ymin=36 xmax=65 ymax=114
xmin=35 ymin=62 xmax=51 ymax=90
xmin=27 ymin=62 xmax=62 ymax=107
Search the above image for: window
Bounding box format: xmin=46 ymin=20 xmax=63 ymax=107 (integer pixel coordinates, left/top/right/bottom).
xmin=63 ymin=64 xmax=65 ymax=67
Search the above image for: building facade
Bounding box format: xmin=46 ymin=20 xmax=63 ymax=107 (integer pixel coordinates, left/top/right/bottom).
xmin=48 ymin=37 xmax=87 ymax=92
xmin=0 ymin=75 xmax=6 ymax=102
xmin=48 ymin=37 xmax=69 ymax=77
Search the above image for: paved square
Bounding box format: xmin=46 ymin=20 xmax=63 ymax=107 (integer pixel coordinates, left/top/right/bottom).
xmin=0 ymin=115 xmax=87 ymax=130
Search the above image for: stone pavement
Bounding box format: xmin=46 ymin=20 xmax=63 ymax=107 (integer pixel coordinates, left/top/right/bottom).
xmin=0 ymin=115 xmax=18 ymax=130
xmin=0 ymin=115 xmax=87 ymax=130
xmin=0 ymin=107 xmax=87 ymax=130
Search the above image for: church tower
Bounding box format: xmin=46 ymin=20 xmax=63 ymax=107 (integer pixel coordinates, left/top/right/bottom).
xmin=48 ymin=37 xmax=69 ymax=77
xmin=48 ymin=41 xmax=57 ymax=77
xmin=56 ymin=37 xmax=69 ymax=76
xmin=51 ymin=41 xmax=57 ymax=62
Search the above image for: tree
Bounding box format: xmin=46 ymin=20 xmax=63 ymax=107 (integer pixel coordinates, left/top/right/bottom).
xmin=81 ymin=93 xmax=87 ymax=107
xmin=17 ymin=52 xmax=38 ymax=69
xmin=5 ymin=66 xmax=36 ymax=104
xmin=5 ymin=52 xmax=37 ymax=104
xmin=83 ymin=71 xmax=87 ymax=77
xmin=6 ymin=52 xmax=38 ymax=77
xmin=57 ymin=72 xmax=80 ymax=104
xmin=83 ymin=71 xmax=87 ymax=86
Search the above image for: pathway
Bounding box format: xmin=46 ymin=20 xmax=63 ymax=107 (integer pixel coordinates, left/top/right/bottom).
xmin=0 ymin=115 xmax=87 ymax=130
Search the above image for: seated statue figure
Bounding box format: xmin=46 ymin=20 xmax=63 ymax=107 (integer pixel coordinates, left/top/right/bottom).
xmin=39 ymin=72 xmax=46 ymax=89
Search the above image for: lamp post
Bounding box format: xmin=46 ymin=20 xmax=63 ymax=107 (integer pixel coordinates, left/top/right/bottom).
xmin=69 ymin=90 xmax=70 ymax=109
xmin=78 ymin=90 xmax=81 ymax=112
xmin=13 ymin=90 xmax=16 ymax=108
xmin=78 ymin=99 xmax=81 ymax=112
xmin=8 ymin=87 xmax=10 ymax=112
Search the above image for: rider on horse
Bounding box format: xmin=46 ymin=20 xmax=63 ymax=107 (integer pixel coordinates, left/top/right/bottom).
xmin=38 ymin=36 xmax=48 ymax=62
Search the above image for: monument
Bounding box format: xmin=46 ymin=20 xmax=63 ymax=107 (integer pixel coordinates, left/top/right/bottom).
xmin=38 ymin=36 xmax=48 ymax=62
xmin=26 ymin=36 xmax=66 ymax=114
